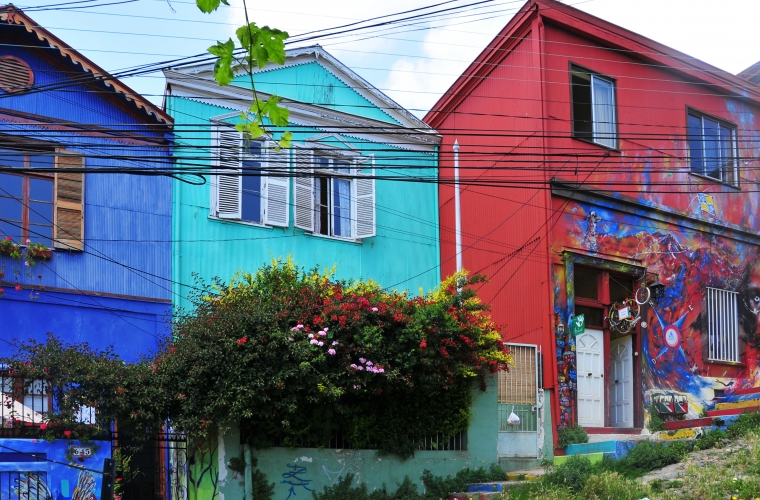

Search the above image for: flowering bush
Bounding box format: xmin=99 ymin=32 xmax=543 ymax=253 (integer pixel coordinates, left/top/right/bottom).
xmin=0 ymin=237 xmax=49 ymax=298
xmin=161 ymin=259 xmax=511 ymax=457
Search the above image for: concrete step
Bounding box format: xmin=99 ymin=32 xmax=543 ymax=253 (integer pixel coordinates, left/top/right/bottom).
xmin=566 ymin=440 xmax=635 ymax=460
xmin=554 ymin=452 xmax=605 ymax=466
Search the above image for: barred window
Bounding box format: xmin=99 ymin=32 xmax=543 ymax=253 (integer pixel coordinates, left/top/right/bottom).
xmin=707 ymin=287 xmax=740 ymax=363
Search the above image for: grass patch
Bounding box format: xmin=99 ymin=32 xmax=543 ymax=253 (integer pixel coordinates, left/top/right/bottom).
xmin=557 ymin=425 xmax=589 ymax=448
xmin=419 ymin=464 xmax=507 ymax=500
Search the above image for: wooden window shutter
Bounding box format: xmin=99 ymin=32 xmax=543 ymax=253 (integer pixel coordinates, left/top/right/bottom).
xmin=54 ymin=150 xmax=84 ymax=250
xmin=293 ymin=147 xmax=314 ymax=231
xmin=354 ymin=156 xmax=375 ymax=239
xmin=263 ymin=142 xmax=290 ymax=227
xmin=498 ymin=345 xmax=538 ymax=404
xmin=214 ymin=128 xmax=242 ymax=219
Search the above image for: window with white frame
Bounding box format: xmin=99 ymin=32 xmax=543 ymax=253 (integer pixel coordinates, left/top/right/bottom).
xmin=706 ymin=287 xmax=740 ymax=363
xmin=571 ymin=66 xmax=617 ymax=149
xmin=293 ymin=147 xmax=375 ymax=240
xmin=211 ymin=127 xmax=290 ymax=227
xmin=688 ymin=111 xmax=738 ymax=185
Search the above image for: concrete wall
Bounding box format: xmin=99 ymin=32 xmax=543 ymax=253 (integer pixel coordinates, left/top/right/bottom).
xmin=208 ymin=377 xmax=499 ymax=499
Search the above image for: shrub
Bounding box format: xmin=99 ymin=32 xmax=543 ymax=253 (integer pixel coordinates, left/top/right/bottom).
xmin=647 ymin=412 xmax=666 ymax=432
xmin=694 ymin=428 xmax=727 ymax=450
xmin=420 ymin=465 xmax=507 ymax=499
xmin=615 ymin=441 xmax=689 ymax=474
xmin=557 ymin=425 xmax=589 ymax=448
xmin=726 ymin=410 xmax=760 ymax=439
xmin=543 ymin=455 xmax=593 ymax=491
xmin=312 ymin=474 xmax=419 ymax=500
xmin=581 ymin=471 xmax=650 ymax=500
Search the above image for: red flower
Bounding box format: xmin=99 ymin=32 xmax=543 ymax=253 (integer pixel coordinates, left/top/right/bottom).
xmin=5 ymin=236 xmax=10 ymax=241
xmin=237 ymin=337 xmax=248 ymax=345
xmin=14 ymin=285 xmax=20 ymax=291
xmin=39 ymin=423 xmax=47 ymax=430
xmin=63 ymin=430 xmax=71 ymax=438
xmin=420 ymin=340 xmax=427 ymax=349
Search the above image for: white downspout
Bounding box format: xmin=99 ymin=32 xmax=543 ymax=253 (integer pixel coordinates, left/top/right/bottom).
xmin=454 ymin=140 xmax=462 ymax=273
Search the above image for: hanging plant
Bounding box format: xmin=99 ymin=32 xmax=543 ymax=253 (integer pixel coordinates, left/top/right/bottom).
xmin=0 ymin=237 xmax=50 ymax=297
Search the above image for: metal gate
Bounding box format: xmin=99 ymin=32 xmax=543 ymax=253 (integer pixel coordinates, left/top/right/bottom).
xmin=113 ymin=430 xmax=187 ymax=500
xmin=497 ymin=343 xmax=543 ymax=458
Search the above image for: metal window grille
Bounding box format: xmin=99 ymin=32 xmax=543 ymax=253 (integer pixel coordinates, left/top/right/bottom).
xmin=707 ymin=287 xmax=740 ymax=363
xmin=0 ymin=471 xmax=48 ymax=499
xmin=265 ymin=429 xmax=466 ymax=451
xmin=498 ymin=344 xmax=539 ymax=432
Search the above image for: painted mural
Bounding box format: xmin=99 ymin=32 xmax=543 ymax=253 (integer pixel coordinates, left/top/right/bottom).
xmin=0 ymin=438 xmax=111 ymax=500
xmin=552 ymin=197 xmax=760 ymax=427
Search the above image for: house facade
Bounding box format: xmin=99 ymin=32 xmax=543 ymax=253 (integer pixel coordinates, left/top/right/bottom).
xmin=426 ymin=0 xmax=760 ymax=450
xmin=164 ymin=46 xmax=467 ymax=498
xmin=0 ymin=6 xmax=173 ymax=500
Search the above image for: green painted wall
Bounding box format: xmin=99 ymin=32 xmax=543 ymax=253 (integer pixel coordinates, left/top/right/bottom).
xmin=211 ymin=377 xmax=499 ymax=499
xmin=231 ymin=62 xmax=401 ymax=125
xmin=167 ymin=94 xmax=440 ymax=311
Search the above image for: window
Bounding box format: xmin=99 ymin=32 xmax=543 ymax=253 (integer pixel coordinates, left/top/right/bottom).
xmin=571 ymin=67 xmax=617 ymax=148
xmin=314 ymin=156 xmax=353 ymax=238
xmin=688 ymin=112 xmax=738 ymax=185
xmin=211 ymin=128 xmax=289 ymax=227
xmin=294 ymin=147 xmax=376 ymax=240
xmin=0 ymin=147 xmax=83 ymax=250
xmin=706 ymin=287 xmax=740 ymax=363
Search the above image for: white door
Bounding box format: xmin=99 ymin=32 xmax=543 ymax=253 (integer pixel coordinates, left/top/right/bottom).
xmin=577 ymin=329 xmax=605 ymax=427
xmin=610 ymin=336 xmax=634 ymax=428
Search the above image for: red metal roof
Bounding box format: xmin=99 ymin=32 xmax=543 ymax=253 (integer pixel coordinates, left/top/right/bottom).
xmin=0 ymin=5 xmax=172 ymax=125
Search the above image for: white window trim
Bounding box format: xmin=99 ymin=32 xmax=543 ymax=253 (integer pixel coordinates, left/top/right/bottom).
xmin=706 ymin=287 xmax=740 ymax=363
xmin=688 ymin=113 xmax=739 ymax=187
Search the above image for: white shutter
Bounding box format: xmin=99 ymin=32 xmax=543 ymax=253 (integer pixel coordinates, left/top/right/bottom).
xmin=293 ymin=147 xmax=314 ymax=231
xmin=263 ymin=142 xmax=290 ymax=227
xmin=354 ymin=156 xmax=375 ymax=239
xmin=214 ymin=128 xmax=242 ymax=219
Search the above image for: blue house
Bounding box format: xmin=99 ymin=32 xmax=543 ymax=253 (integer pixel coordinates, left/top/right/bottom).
xmin=0 ymin=7 xmax=172 ymax=499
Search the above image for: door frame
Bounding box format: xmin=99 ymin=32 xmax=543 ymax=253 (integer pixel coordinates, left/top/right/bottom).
xmin=563 ymin=251 xmax=646 ymax=429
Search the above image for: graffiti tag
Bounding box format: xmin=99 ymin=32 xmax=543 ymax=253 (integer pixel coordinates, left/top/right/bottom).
xmin=281 ymin=463 xmax=313 ymax=499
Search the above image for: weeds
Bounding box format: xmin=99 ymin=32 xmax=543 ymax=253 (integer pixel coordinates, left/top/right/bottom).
xmin=544 ymin=455 xmax=593 ymax=490
xmin=557 ymin=425 xmax=589 ymax=448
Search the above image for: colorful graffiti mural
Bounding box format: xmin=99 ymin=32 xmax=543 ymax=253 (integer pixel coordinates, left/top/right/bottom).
xmin=552 ymin=197 xmax=760 ymax=426
xmin=0 ymin=438 xmax=110 ymax=500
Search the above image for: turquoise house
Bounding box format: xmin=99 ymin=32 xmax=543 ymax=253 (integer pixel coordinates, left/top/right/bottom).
xmin=163 ymin=45 xmax=441 ymax=312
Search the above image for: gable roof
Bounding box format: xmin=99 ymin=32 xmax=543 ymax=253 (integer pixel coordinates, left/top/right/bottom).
xmin=169 ymin=45 xmax=429 ymax=131
xmin=738 ymin=61 xmax=760 ymax=86
xmin=425 ymin=0 xmax=760 ymax=128
xmin=0 ymin=5 xmax=171 ymax=125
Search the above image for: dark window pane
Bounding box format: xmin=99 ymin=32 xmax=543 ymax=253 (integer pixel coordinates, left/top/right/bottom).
xmin=610 ymin=277 xmax=633 ymax=303
xmin=720 ymin=125 xmax=734 ymax=184
xmin=240 ymin=165 xmax=262 ymax=223
xmin=0 ymin=149 xmax=24 ymax=169
xmin=575 ymin=305 xmax=604 ymax=328
xmin=316 ymin=176 xmax=329 ymax=235
xmin=571 ymin=70 xmax=593 ymax=140
xmin=30 ymin=153 xmax=54 ymax=170
xmin=574 ymin=268 xmax=599 ymax=300
xmin=703 ymin=118 xmax=720 ymax=179
xmin=244 ymin=141 xmax=261 ymax=158
xmin=688 ymin=114 xmax=704 ymax=174
xmin=29 ymin=201 xmax=53 ymax=225
xmin=28 ymin=224 xmax=52 ymax=246
xmin=0 ymin=194 xmax=22 ymax=223
xmin=333 ymin=161 xmax=351 ymax=175
xmin=0 ymin=173 xmax=22 ymax=198
xmin=29 ymin=178 xmax=53 ymax=202
xmin=315 ymin=156 xmax=330 ymax=170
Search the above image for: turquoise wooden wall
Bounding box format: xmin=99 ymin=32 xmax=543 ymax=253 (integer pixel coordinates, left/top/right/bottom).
xmin=167 ymin=88 xmax=440 ymax=311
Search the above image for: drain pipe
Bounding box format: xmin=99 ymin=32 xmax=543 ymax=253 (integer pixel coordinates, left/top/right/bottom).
xmin=454 ymin=139 xmax=462 ymax=273
xmin=244 ymin=443 xmax=253 ymax=500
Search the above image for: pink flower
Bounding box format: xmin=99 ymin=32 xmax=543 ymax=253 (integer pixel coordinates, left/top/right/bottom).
xmin=332 ymin=341 xmax=339 ymax=346
xmin=318 ymin=331 xmax=327 ymax=336
xmin=353 ymin=385 xmax=360 ymax=389
xmin=297 ymin=324 xmax=304 ymax=329
xmin=25 ymin=239 xmax=30 ymax=244
xmin=63 ymin=430 xmax=71 ymax=438
xmin=371 ymin=307 xmax=378 ymax=312
xmin=310 ymin=339 xmax=319 ymax=345
xmin=24 ymin=261 xmax=28 ymax=266
xmin=288 ymin=337 xmax=294 ymax=342
xmin=324 ymin=327 xmax=329 ymax=332
xmin=308 ymin=333 xmax=314 ymax=339
xmin=39 ymin=423 xmax=47 ymax=430
xmin=317 ymin=341 xmax=324 ymax=346
xmin=366 ymin=361 xmax=373 ymax=367
xmin=378 ymin=368 xmax=385 ymax=373
xmin=328 ymin=349 xmax=336 ymax=355
xmin=350 ymin=364 xmax=358 ymax=369
xmin=14 ymin=285 xmax=20 ymax=291
xmin=359 ymin=358 xmax=366 ymax=364
xmin=357 ymin=365 xmax=364 ymax=371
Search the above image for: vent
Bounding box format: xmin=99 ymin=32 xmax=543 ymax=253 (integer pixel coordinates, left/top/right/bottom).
xmin=0 ymin=57 xmax=33 ymax=93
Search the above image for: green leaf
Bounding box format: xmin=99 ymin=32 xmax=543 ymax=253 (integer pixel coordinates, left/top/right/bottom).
xmin=208 ymin=39 xmax=236 ymax=86
xmin=261 ymin=95 xmax=290 ymax=127
xmin=278 ymin=131 xmax=292 ymax=150
xmin=236 ymin=23 xmax=289 ymax=69
xmin=196 ymin=0 xmax=221 ymax=13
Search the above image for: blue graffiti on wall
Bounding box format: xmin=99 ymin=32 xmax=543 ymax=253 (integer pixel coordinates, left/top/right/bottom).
xmin=281 ymin=463 xmax=313 ymax=499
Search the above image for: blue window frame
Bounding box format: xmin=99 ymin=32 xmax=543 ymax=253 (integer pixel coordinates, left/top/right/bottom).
xmin=688 ymin=112 xmax=738 ymax=186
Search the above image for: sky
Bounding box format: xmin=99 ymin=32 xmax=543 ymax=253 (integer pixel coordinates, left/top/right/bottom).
xmin=17 ymin=0 xmax=760 ymax=117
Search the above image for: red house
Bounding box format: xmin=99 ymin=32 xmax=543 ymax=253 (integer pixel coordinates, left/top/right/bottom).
xmin=425 ymin=0 xmax=760 ymax=458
